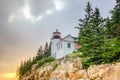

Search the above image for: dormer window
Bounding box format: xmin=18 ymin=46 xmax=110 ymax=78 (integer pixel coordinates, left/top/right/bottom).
xmin=67 ymin=43 xmax=71 ymax=48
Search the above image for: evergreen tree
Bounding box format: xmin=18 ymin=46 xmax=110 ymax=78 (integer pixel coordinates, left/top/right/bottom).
xmin=111 ymin=0 xmax=120 ymax=37
xmin=17 ymin=61 xmax=24 ymax=79
xmin=17 ymin=42 xmax=53 ymax=79
xmin=77 ymin=2 xmax=105 ymax=68
xmin=44 ymin=42 xmax=51 ymax=57
xmin=77 ymin=2 xmax=93 ymax=56
xmin=90 ymin=7 xmax=104 ymax=54
xmin=37 ymin=46 xmax=43 ymax=56
xmin=92 ymin=7 xmax=103 ymax=27
xmin=47 ymin=41 xmax=51 ymax=56
xmin=101 ymin=0 xmax=120 ymax=63
xmin=102 ymin=37 xmax=120 ymax=63
xmin=44 ymin=42 xmax=48 ymax=52
xmin=84 ymin=2 xmax=93 ymax=22
xmin=78 ymin=2 xmax=104 ymax=56
xmin=36 ymin=46 xmax=43 ymax=61
xmin=104 ymin=17 xmax=112 ymax=36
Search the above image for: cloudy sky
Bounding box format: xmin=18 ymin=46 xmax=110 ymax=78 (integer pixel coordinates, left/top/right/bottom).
xmin=0 ymin=0 xmax=115 ymax=80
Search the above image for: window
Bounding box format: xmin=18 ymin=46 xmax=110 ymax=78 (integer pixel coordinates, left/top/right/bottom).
xmin=67 ymin=43 xmax=71 ymax=48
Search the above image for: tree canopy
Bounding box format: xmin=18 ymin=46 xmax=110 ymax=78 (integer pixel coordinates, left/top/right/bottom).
xmin=77 ymin=0 xmax=120 ymax=68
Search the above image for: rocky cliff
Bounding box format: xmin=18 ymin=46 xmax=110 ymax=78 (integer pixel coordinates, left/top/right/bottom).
xmin=21 ymin=55 xmax=120 ymax=80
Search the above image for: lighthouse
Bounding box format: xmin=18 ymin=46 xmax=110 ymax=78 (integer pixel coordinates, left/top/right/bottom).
xmin=51 ymin=29 xmax=80 ymax=59
xmin=51 ymin=29 xmax=61 ymax=57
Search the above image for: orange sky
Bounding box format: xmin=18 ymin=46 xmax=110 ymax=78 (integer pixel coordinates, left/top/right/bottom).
xmin=0 ymin=48 xmax=36 ymax=80
xmin=0 ymin=72 xmax=18 ymax=80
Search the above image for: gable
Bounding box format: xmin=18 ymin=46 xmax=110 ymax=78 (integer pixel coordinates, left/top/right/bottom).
xmin=63 ymin=34 xmax=74 ymax=42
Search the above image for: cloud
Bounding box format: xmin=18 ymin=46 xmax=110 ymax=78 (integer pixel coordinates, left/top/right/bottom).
xmin=0 ymin=0 xmax=24 ymax=19
xmin=29 ymin=0 xmax=54 ymax=16
xmin=24 ymin=0 xmax=64 ymax=22
xmin=6 ymin=0 xmax=65 ymax=23
xmin=8 ymin=15 xmax=14 ymax=23
xmin=46 ymin=10 xmax=52 ymax=15
xmin=22 ymin=0 xmax=43 ymax=23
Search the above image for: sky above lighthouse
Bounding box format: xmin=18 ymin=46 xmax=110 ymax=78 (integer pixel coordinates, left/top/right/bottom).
xmin=0 ymin=0 xmax=115 ymax=80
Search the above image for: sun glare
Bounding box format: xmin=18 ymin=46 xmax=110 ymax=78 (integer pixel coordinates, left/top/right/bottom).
xmin=53 ymin=0 xmax=64 ymax=10
xmin=4 ymin=72 xmax=16 ymax=78
xmin=23 ymin=0 xmax=32 ymax=20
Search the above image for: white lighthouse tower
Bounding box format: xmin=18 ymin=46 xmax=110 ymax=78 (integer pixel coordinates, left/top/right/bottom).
xmin=51 ymin=29 xmax=61 ymax=58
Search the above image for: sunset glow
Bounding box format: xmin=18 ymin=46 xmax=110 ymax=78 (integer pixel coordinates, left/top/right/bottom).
xmin=4 ymin=72 xmax=16 ymax=78
xmin=0 ymin=72 xmax=17 ymax=80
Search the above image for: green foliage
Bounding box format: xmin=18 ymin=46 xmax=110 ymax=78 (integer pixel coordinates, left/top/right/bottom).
xmin=101 ymin=0 xmax=120 ymax=63
xmin=110 ymin=0 xmax=120 ymax=37
xmin=17 ymin=58 xmax=32 ymax=79
xmin=67 ymin=52 xmax=83 ymax=58
xmin=77 ymin=0 xmax=120 ymax=69
xmin=17 ymin=42 xmax=53 ymax=79
xmin=102 ymin=38 xmax=120 ymax=63
xmin=82 ymin=54 xmax=103 ymax=69
xmin=78 ymin=2 xmax=104 ymax=56
xmin=44 ymin=56 xmax=55 ymax=62
xmin=37 ymin=59 xmax=44 ymax=67
xmin=37 ymin=56 xmax=55 ymax=67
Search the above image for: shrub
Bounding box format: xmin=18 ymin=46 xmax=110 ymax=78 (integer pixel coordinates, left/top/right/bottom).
xmin=37 ymin=60 xmax=44 ymax=67
xmin=37 ymin=56 xmax=55 ymax=67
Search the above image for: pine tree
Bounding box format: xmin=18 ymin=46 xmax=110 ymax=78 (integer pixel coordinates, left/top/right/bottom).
xmin=77 ymin=2 xmax=102 ymax=56
xmin=17 ymin=61 xmax=24 ymax=79
xmin=35 ymin=46 xmax=43 ymax=61
xmin=37 ymin=46 xmax=43 ymax=56
xmin=111 ymin=0 xmax=120 ymax=37
xmin=77 ymin=2 xmax=105 ymax=68
xmin=77 ymin=2 xmax=93 ymax=55
xmin=91 ymin=7 xmax=104 ymax=53
xmin=101 ymin=0 xmax=120 ymax=63
xmin=44 ymin=42 xmax=51 ymax=57
xmin=47 ymin=41 xmax=51 ymax=56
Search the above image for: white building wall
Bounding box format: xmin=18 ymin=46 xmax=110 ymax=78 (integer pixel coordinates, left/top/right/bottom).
xmin=56 ymin=42 xmax=64 ymax=59
xmin=56 ymin=42 xmax=76 ymax=59
xmin=51 ymin=39 xmax=59 ymax=57
xmin=51 ymin=34 xmax=76 ymax=59
xmin=56 ymin=36 xmax=76 ymax=59
xmin=63 ymin=42 xmax=76 ymax=56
